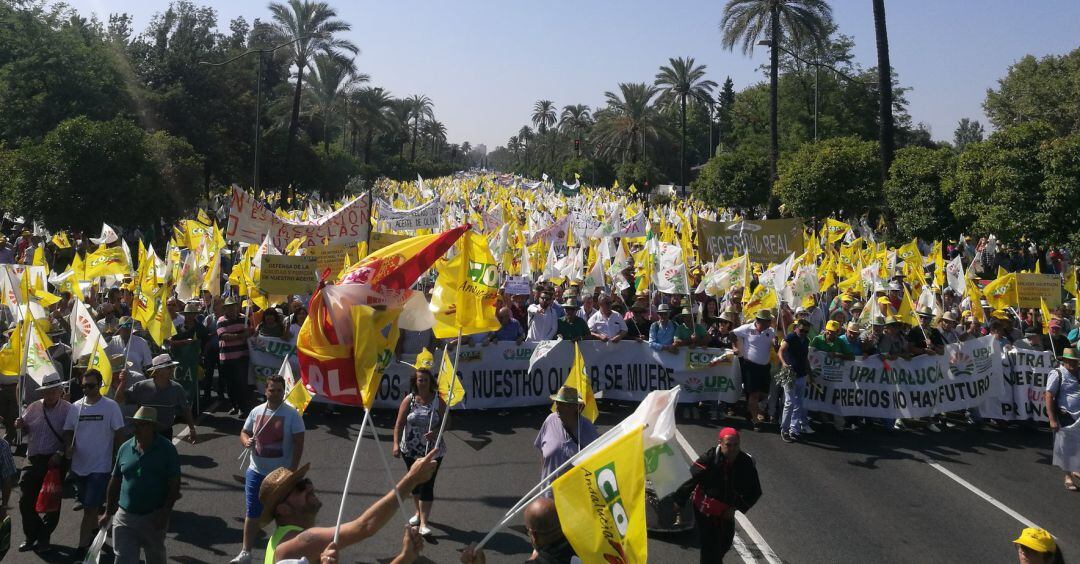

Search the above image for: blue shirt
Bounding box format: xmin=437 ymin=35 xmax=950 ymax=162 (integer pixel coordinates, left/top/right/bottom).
xmin=839 ymin=334 xmax=863 ymax=356
xmin=243 ymin=403 xmax=305 ymax=475
xmin=649 ymin=321 xmax=677 ymax=350
xmin=489 ymin=319 xmax=524 ymax=341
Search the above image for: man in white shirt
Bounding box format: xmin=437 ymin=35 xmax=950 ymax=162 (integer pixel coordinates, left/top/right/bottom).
xmin=527 ymin=290 xmax=559 ymax=341
xmin=732 ymin=310 xmax=778 ymax=431
xmin=587 ymin=296 xmax=627 ymax=343
xmin=105 ymin=317 xmax=153 ymax=377
xmin=62 ymin=368 xmax=126 ymax=560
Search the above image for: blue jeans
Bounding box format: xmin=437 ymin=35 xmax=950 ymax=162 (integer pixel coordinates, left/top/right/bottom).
xmin=781 ymin=377 xmax=806 ymax=435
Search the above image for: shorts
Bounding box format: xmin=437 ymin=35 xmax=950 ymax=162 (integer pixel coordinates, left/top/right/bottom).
xmin=74 ymin=472 xmax=111 ymax=508
xmin=245 ymin=468 xmax=267 ymax=519
xmin=401 ymin=456 xmax=442 ymax=502
xmin=742 ymin=360 xmax=772 ymax=395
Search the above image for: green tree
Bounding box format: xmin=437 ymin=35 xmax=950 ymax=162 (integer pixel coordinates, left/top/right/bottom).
xmin=305 ymin=53 xmax=364 ymax=154
xmin=407 ymin=94 xmax=433 ymax=161
xmin=559 ymin=104 xmax=592 ymax=157
xmin=774 ymin=136 xmax=880 ymax=220
xmin=269 ymin=0 xmax=358 ymax=185
xmin=943 ymin=122 xmax=1056 ymax=244
xmin=348 ymin=86 xmax=392 ymax=163
xmin=953 ymin=118 xmax=985 ymax=151
xmin=716 ymin=77 xmax=736 ymax=151
xmin=593 ymin=83 xmax=662 ymax=164
xmin=655 ymin=56 xmax=717 ymax=188
xmin=1038 ymin=133 xmax=1080 ymax=253
xmin=0 ymin=117 xmax=201 ymax=231
xmin=983 ymin=48 xmax=1080 ymax=137
xmin=532 ymin=100 xmax=557 ymax=135
xmin=691 ymin=146 xmax=770 ymax=213
xmin=884 ymin=147 xmax=956 ymax=241
xmin=720 ymin=0 xmax=833 ymax=199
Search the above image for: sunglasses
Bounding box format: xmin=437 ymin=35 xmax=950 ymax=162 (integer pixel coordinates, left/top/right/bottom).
xmin=293 ymin=478 xmax=312 ymax=492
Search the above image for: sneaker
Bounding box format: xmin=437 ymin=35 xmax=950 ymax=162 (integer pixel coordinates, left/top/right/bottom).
xmin=893 ymin=420 xmax=906 ymax=431
xmin=780 ymin=430 xmax=793 ymax=443
xmin=409 ymin=514 xmax=420 ymax=526
xmin=418 ymin=525 xmax=432 ymax=536
xmin=927 ymin=422 xmax=942 ymax=433
xmin=230 ymin=550 xmax=252 ymax=564
xmin=801 ymin=424 xmax=815 ymax=435
xmin=789 ymin=433 xmax=802 ymax=442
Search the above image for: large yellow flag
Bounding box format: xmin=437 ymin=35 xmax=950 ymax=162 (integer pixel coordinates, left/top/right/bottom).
xmin=898 ymin=286 xmax=919 ymax=326
xmin=551 ymin=342 xmax=598 ymax=422
xmin=966 ymin=278 xmax=986 ymax=324
xmin=552 ymin=426 xmax=647 ymax=564
xmin=83 ymin=246 xmax=129 ymax=278
xmin=743 ymin=283 xmax=778 ymax=321
xmin=437 ymin=345 xmax=466 ymax=407
xmin=86 ymin=341 xmax=113 ymax=396
xmin=1065 ymin=267 xmax=1077 ymax=298
xmin=0 ymin=318 xmax=25 ymax=376
xmin=984 ymin=273 xmax=1018 ymax=310
xmin=430 ymin=231 xmax=501 ymax=338
xmin=351 ymin=305 xmax=401 ymax=409
xmin=824 ymin=218 xmax=851 ymax=244
xmin=1040 ymin=298 xmax=1054 ymax=336
xmin=145 ymin=288 xmax=176 ymax=347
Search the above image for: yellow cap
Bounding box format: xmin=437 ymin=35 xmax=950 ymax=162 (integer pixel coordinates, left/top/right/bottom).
xmin=877 ymin=296 xmax=891 ymax=305
xmin=411 ymin=348 xmax=435 ymax=371
xmin=1012 ymin=528 xmax=1056 ymax=554
xmin=991 ymin=309 xmax=1010 ymax=320
xmin=825 ymin=320 xmax=841 ymax=332
xmin=841 ymin=293 xmax=855 ymax=302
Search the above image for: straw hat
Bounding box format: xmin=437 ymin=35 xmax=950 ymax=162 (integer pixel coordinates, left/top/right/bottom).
xmin=657 ymin=303 xmax=672 ymax=314
xmin=146 ymin=353 xmax=179 ymax=374
xmin=561 ymin=298 xmax=581 ymax=309
xmin=719 ymin=310 xmax=739 ymax=325
xmin=1058 ymin=348 xmax=1080 ymax=362
xmin=183 ymin=301 xmax=202 ymax=314
xmin=132 ymin=406 xmax=158 ymax=424
xmin=257 ymin=463 xmax=311 ymax=528
xmin=550 ymin=385 xmax=585 ymax=405
xmin=916 ymin=306 xmax=935 ymax=318
xmin=38 ymin=372 xmax=65 ymax=390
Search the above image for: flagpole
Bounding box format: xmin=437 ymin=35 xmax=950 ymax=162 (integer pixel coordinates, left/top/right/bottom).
xmin=475 ymin=481 xmax=556 ymax=552
xmin=430 ymin=328 xmax=462 ymax=450
xmin=364 ymin=409 xmax=411 ymax=523
xmin=332 ymin=407 xmax=371 ymax=544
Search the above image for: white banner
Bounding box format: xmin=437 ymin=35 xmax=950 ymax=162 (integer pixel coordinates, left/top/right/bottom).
xmin=377 ymin=199 xmax=441 ymax=232
xmin=980 ymin=348 xmax=1055 ymax=421
xmin=226 ymin=187 xmax=370 ymax=249
xmin=803 ymin=335 xmax=1004 ymax=418
xmin=249 ymin=335 xmax=300 ymax=388
xmin=324 ymin=341 xmax=742 ymax=409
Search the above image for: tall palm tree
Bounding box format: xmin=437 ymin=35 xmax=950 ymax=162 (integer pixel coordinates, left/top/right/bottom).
xmin=461 ymin=141 xmax=472 ymax=166
xmin=532 ymin=100 xmax=557 ymax=135
xmin=655 ymin=57 xmax=717 ymax=188
xmin=305 ymin=54 xmax=366 ymax=154
xmin=426 ymin=120 xmax=447 ymax=156
xmin=269 ymin=0 xmax=359 ymax=191
xmin=518 ymin=126 xmax=533 ymax=167
xmin=388 ymin=99 xmax=412 ymax=159
xmin=592 ymin=82 xmax=662 ymax=164
xmin=507 ymin=135 xmax=521 ymax=165
xmin=560 ymin=104 xmax=592 ymax=157
xmin=720 ymin=0 xmax=832 ymax=206
xmin=873 ymin=0 xmax=894 ymax=184
xmin=349 ymin=86 xmax=393 ymax=163
xmin=407 ymin=94 xmax=433 ymax=161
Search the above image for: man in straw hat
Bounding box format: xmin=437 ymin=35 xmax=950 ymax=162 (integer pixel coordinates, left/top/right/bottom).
xmin=105 ymin=316 xmax=153 ymax=379
xmin=257 ymin=451 xmax=438 ymax=563
xmin=13 ymin=372 xmax=71 ymax=553
xmin=732 ymin=309 xmax=777 ymax=431
xmin=1046 ymin=347 xmax=1080 ymax=492
xmin=116 ymin=353 xmax=197 ymax=443
xmin=906 ymin=306 xmax=945 ymax=357
xmin=535 ymin=386 xmax=599 ymax=490
xmin=99 ymin=406 xmax=180 ymax=564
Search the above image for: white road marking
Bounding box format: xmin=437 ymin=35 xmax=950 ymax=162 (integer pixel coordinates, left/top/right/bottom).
xmin=674 ymin=430 xmax=784 ymax=564
xmin=924 ymin=459 xmax=1042 ymax=530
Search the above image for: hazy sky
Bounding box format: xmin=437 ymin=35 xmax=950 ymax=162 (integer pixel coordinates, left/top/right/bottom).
xmin=65 ymin=0 xmax=1080 ymax=150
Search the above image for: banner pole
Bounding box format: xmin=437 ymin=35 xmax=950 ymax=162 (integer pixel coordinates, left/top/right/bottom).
xmin=333 ymin=408 xmax=371 ymax=544
xmin=364 ymin=408 xmax=411 ymax=523
xmin=475 ymin=481 xmax=556 ymax=552
xmin=431 ymin=327 xmax=462 ymax=449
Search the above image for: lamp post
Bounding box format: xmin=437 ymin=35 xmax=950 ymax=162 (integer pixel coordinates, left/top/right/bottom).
xmin=199 ymin=36 xmax=312 ymax=195
xmin=758 ymin=40 xmax=866 ymax=142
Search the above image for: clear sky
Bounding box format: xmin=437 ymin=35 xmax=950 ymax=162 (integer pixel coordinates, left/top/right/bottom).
xmin=65 ymin=0 xmax=1080 ymax=150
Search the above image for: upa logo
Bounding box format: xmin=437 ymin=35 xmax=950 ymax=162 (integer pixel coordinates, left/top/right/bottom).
xmin=467 ymin=261 xmax=500 ymax=288
xmin=596 ymin=462 xmax=630 ymax=538
xmin=682 ymin=376 xmax=704 ymax=393
xmin=948 ymin=349 xmax=974 ymax=377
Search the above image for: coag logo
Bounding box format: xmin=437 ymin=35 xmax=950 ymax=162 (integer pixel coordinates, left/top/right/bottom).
xmin=596 ymin=462 xmax=630 ymax=538
xmin=467 ymin=261 xmax=500 ymax=288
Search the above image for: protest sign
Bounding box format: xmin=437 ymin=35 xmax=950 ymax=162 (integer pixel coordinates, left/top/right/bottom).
xmin=980 ymin=348 xmax=1055 ymax=421
xmin=304 ymin=243 xmax=355 ymax=280
xmin=306 ymin=341 xmax=742 ymax=409
xmin=697 ymin=217 xmax=805 ymax=264
xmin=227 ymin=187 xmax=370 ymax=248
xmin=503 ymin=275 xmax=532 ymax=295
xmin=259 ymin=255 xmax=318 ymax=295
xmin=802 ymin=335 xmax=1003 ymax=418
xmin=377 ymin=199 xmax=441 ymax=232
xmin=249 ymin=335 xmax=300 ymax=388
xmin=1015 ymin=273 xmax=1062 ymax=308
xmin=368 ymin=231 xmax=409 ymax=252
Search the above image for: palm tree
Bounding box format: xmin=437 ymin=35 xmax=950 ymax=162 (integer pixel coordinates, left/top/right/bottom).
xmin=873 ymin=0 xmax=894 ymax=184
xmin=461 ymin=141 xmax=472 ymax=166
xmin=720 ymin=0 xmax=832 ymax=204
xmin=592 ymin=82 xmax=662 ymax=164
xmin=388 ymin=99 xmax=413 ymax=159
xmin=560 ymin=104 xmax=592 ymax=157
xmin=349 ymin=86 xmax=393 ymax=163
xmin=655 ymin=57 xmax=717 ymax=188
xmin=305 ymin=54 xmax=367 ymax=154
xmin=426 ymin=120 xmax=447 ymax=156
xmin=269 ymin=0 xmax=359 ymax=191
xmin=407 ymin=94 xmax=433 ymax=161
xmin=532 ymin=100 xmax=557 ymax=135
xmin=518 ymin=126 xmax=533 ymax=167
xmin=507 ymin=135 xmax=521 ymax=165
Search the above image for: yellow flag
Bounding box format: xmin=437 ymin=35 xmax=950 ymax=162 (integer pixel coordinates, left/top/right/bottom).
xmin=197 ymin=208 xmax=212 ymax=225
xmin=966 ymin=278 xmax=986 ymax=324
xmin=552 ymin=425 xmax=647 ymax=564
xmin=437 ymin=345 xmax=466 ymax=407
xmin=824 ymin=218 xmax=851 ymax=244
xmin=0 ymin=318 xmax=25 ymax=376
xmin=430 ymin=231 xmax=501 ymax=338
xmin=898 ymin=286 xmax=919 ymax=326
xmin=743 ymin=284 xmax=778 ymax=320
xmin=351 ymin=305 xmax=401 ymax=409
xmin=145 ymin=289 xmax=176 ymax=347
xmin=1065 ymin=267 xmax=1077 ymax=298
xmin=84 ymin=246 xmax=129 ymax=278
xmin=51 ymin=231 xmax=71 ymax=249
xmin=280 ymin=359 xmax=313 ymax=415
xmin=1040 ymin=298 xmax=1053 ymax=335
xmin=984 ymin=273 xmax=1018 ymax=310
xmin=87 ymin=341 xmax=113 ymax=396
xmin=551 ymin=342 xmax=598 ymax=422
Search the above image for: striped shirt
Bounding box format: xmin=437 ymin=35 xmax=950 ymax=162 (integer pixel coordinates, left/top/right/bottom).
xmin=22 ymin=399 xmax=72 ymax=457
xmin=217 ymin=315 xmax=249 ymax=361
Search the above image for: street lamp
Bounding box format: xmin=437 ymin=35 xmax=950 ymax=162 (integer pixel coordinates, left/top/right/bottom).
xmin=758 ymin=40 xmax=866 ymax=142
xmin=199 ymin=35 xmax=313 ymax=195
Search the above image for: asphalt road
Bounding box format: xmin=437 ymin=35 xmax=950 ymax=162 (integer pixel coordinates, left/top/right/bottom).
xmin=16 ymin=400 xmax=1080 ymax=563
